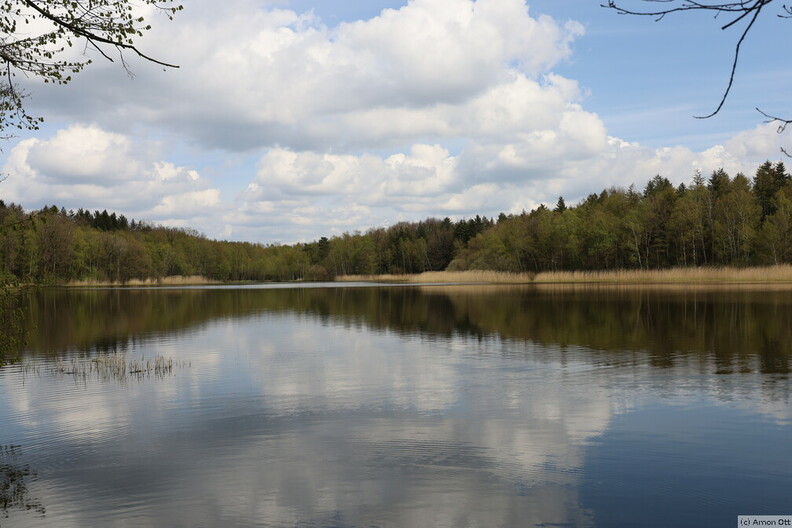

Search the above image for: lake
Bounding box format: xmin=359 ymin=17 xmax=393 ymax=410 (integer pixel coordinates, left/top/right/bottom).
xmin=1 ymin=283 xmax=791 ymax=527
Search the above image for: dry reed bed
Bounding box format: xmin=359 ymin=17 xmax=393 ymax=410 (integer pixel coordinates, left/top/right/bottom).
xmin=67 ymin=275 xmax=220 ymax=287
xmin=338 ymin=270 xmax=535 ymax=284
xmin=534 ymin=265 xmax=792 ymax=283
xmin=338 ymin=266 xmax=792 ymax=284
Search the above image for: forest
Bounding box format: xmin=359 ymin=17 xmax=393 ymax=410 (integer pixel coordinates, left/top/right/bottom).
xmin=0 ymin=160 xmax=790 ymax=284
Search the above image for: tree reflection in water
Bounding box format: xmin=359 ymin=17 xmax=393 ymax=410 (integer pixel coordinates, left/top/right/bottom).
xmin=11 ymin=284 xmax=792 ymax=377
xmin=1 ymin=445 xmax=45 ymax=524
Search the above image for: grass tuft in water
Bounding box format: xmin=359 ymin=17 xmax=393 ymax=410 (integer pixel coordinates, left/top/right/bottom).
xmin=22 ymin=353 xmax=189 ymax=383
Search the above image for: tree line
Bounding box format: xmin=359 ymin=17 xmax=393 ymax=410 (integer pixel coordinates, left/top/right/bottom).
xmin=0 ymin=160 xmax=790 ymax=284
xmin=0 ymin=200 xmax=492 ymax=283
xmin=452 ymin=161 xmax=791 ymax=272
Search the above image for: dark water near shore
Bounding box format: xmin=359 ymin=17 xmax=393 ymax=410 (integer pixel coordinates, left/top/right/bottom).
xmin=1 ymin=283 xmax=791 ymax=527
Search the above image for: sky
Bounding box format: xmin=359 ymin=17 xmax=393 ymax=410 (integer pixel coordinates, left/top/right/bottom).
xmin=1 ymin=0 xmax=791 ymax=244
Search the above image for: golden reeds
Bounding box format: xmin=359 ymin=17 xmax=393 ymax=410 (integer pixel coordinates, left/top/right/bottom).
xmin=66 ymin=275 xmax=220 ymax=287
xmin=338 ymin=265 xmax=792 ymax=284
xmin=337 ymin=270 xmax=536 ymax=284
xmin=534 ymin=265 xmax=792 ymax=283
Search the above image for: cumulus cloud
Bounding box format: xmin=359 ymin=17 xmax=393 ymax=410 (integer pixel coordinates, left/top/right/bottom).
xmin=255 ymin=143 xmax=456 ymax=199
xmin=19 ymin=0 xmax=585 ymax=152
xmin=724 ymin=122 xmax=791 ymax=160
xmin=1 ymin=124 xmax=224 ymax=231
xmin=23 ymin=126 xmax=149 ymax=185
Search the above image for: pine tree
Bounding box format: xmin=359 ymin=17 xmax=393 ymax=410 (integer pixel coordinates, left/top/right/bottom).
xmin=554 ymin=196 xmax=567 ymax=213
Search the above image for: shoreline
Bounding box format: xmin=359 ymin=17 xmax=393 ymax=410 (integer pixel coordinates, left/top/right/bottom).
xmin=336 ymin=266 xmax=792 ymax=285
xmin=25 ymin=265 xmax=792 ymax=288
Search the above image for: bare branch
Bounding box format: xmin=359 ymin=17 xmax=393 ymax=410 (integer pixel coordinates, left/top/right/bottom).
xmin=602 ymin=0 xmax=779 ymax=118
xmin=757 ymin=107 xmax=792 ymax=133
xmin=695 ymin=2 xmax=764 ymax=118
xmin=757 ymin=107 xmax=792 ymax=157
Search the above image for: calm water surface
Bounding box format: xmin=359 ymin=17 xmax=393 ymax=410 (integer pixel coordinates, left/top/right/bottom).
xmin=1 ymin=283 xmax=791 ymax=527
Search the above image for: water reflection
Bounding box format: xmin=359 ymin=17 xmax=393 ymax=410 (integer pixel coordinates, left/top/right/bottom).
xmin=0 ymin=284 xmax=790 ymax=527
xmin=6 ymin=330 xmax=609 ymax=526
xmin=0 ymin=445 xmax=45 ymax=524
xmin=13 ymin=284 xmax=792 ymax=375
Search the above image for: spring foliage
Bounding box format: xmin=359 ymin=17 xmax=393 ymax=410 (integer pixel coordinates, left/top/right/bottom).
xmin=0 ymin=0 xmax=182 ymax=132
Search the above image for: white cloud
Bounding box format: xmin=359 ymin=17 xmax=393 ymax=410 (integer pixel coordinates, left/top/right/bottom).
xmin=20 ymin=0 xmax=585 ymax=151
xmin=1 ymin=124 xmax=223 ymax=230
xmin=150 ymin=189 xmax=222 ymax=217
xmin=24 ymin=125 xmax=146 ymax=184
xmin=255 ymin=144 xmax=457 ymax=199
xmin=724 ymin=123 xmax=790 ymax=160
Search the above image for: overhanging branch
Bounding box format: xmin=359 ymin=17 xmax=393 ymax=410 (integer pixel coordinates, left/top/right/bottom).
xmin=602 ymin=0 xmax=776 ymax=118
xmin=22 ymin=0 xmax=179 ymax=69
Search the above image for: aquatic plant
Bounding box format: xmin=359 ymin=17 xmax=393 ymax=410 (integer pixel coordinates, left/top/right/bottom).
xmin=23 ymin=353 xmax=189 ymax=383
